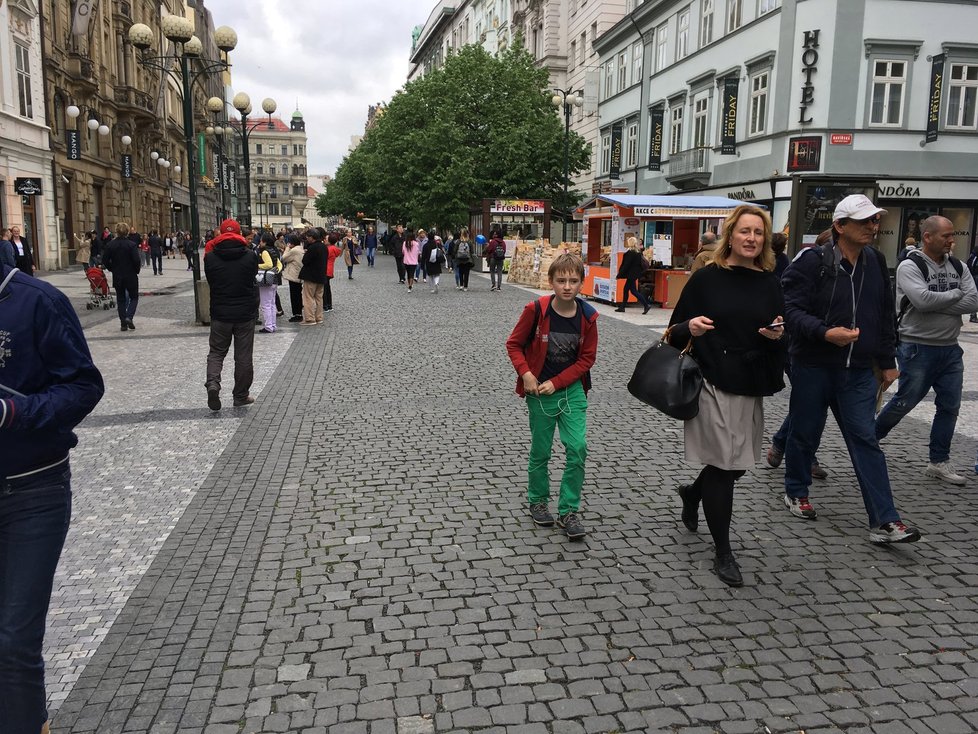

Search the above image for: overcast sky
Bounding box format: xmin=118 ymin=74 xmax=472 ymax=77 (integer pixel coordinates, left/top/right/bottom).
xmin=203 ymin=0 xmax=435 ymax=178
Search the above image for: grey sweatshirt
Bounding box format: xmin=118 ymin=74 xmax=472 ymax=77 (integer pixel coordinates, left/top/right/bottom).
xmin=896 ymin=251 xmax=978 ymax=346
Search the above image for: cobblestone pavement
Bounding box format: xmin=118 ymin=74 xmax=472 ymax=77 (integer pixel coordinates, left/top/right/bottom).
xmin=41 ymin=259 xmax=978 ymax=734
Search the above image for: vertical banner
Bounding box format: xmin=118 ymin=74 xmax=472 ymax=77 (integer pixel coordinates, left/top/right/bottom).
xmin=121 ymin=154 xmax=132 ymax=179
xmin=71 ymin=0 xmax=99 ymax=36
xmin=925 ymin=53 xmax=945 ymax=144
xmin=609 ymin=123 xmax=623 ymax=179
xmin=647 ymin=106 xmax=664 ymax=171
xmin=197 ymin=133 xmax=206 ymax=176
xmin=721 ymin=76 xmax=739 ymax=154
xmin=222 ymin=162 xmax=230 ymax=190
xmin=66 ymin=130 xmax=81 ymax=160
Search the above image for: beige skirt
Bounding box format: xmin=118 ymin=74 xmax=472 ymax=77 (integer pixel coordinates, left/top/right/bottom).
xmin=684 ymin=381 xmax=763 ymax=471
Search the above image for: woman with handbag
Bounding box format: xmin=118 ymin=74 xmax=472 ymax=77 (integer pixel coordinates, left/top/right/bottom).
xmin=615 ymin=236 xmax=652 ymax=314
xmin=256 ymin=233 xmax=283 ymax=333
xmin=666 ymin=204 xmax=786 ymax=587
xmin=341 ymin=230 xmax=360 ymax=279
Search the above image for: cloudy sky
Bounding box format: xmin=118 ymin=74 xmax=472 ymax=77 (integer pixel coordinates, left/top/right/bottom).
xmin=203 ymin=0 xmax=436 ymax=178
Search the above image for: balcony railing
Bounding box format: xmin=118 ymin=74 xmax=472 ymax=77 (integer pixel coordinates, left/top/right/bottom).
xmin=668 ymin=146 xmax=711 ymax=177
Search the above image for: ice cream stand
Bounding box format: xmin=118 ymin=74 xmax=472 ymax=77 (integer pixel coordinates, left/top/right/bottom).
xmin=576 ymin=194 xmax=747 ymax=307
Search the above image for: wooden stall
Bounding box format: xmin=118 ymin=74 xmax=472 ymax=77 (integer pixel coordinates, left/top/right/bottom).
xmin=575 ymin=195 xmax=745 ymax=306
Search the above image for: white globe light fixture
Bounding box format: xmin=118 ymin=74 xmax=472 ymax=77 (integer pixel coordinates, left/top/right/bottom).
xmin=213 ymin=26 xmax=238 ymax=53
xmin=66 ymin=105 xmax=80 ymax=119
xmin=206 ymin=96 xmax=224 ymax=114
xmin=151 ymin=150 xmax=160 ymax=161
xmin=98 ymin=124 xmax=110 ymax=136
xmin=121 ymin=135 xmax=132 ymax=146
xmin=232 ymin=92 xmax=250 ymax=113
xmin=87 ymin=118 xmax=99 ymax=131
xmin=551 ymin=94 xmax=562 ymax=107
xmin=128 ymin=22 xmax=154 ymax=50
xmin=184 ymin=36 xmax=203 ymax=57
xmin=261 ymin=98 xmax=277 ymax=115
xmin=174 ymin=164 xmax=182 ymax=174
xmin=161 ymin=14 xmax=193 ymax=43
xmin=205 ymin=125 xmax=215 ymax=135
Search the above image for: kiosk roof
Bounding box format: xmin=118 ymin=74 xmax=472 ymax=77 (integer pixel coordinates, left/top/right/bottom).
xmin=577 ymin=194 xmax=765 ymax=212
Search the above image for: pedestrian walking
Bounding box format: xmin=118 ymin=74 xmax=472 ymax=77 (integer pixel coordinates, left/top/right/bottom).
xmin=388 ymin=224 xmax=406 ymax=283
xmin=148 ymin=230 xmax=164 ymax=275
xmin=203 ymin=219 xmax=259 ymax=410
xmin=324 ymin=232 xmax=343 ymax=312
xmin=8 ymin=225 xmax=33 ymax=275
xmin=690 ymin=231 xmax=718 ymax=273
xmin=281 ymin=233 xmax=305 ymax=322
xmin=138 ymin=234 xmax=151 ymax=268
xmin=486 ymin=230 xmax=506 ymax=291
xmin=505 ymin=253 xmax=598 ymax=541
xmin=455 ymin=229 xmax=474 ymax=291
xmin=341 ymin=230 xmax=359 ymax=279
xmin=781 ymin=194 xmax=921 ymax=545
xmin=443 ymin=230 xmax=457 ymax=274
xmin=0 ymin=260 xmax=105 ymax=734
xmin=101 ymin=222 xmax=141 ymax=331
xmin=299 ymin=228 xmax=327 ymax=324
xmin=257 ymin=232 xmax=283 ymax=333
xmin=875 ymin=215 xmax=977 ymax=484
xmin=415 ymin=228 xmax=429 ymax=283
xmin=402 ymin=229 xmax=420 ymax=292
xmin=668 ymin=204 xmax=787 ymax=587
xmin=615 ymin=236 xmax=652 ymax=314
xmin=362 ymin=225 xmax=378 ymax=268
xmin=0 ymin=227 xmax=16 ymax=268
xmin=423 ymin=235 xmax=447 ymax=293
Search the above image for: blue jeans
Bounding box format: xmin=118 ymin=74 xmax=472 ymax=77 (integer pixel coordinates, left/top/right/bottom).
xmin=772 ymin=362 xmax=831 ymax=457
xmin=785 ymin=364 xmax=900 ymax=528
xmin=0 ymin=464 xmax=72 ymax=732
xmin=876 ymin=343 xmax=964 ymax=464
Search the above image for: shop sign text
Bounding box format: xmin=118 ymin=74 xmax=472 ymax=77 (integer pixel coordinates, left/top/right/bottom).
xmin=878 ymin=183 xmax=922 ymax=198
xmin=492 ymin=199 xmax=546 ymax=214
xmin=799 ymin=29 xmax=820 ymax=124
xmin=726 ymin=188 xmax=756 ymax=201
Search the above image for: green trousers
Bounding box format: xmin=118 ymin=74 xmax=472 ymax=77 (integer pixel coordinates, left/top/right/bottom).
xmin=526 ymin=381 xmax=588 ymax=516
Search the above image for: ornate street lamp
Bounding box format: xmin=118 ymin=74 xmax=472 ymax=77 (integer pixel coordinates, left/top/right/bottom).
xmin=128 ymin=17 xmax=238 ymax=323
xmin=551 ymin=88 xmax=584 ymax=243
xmin=227 ymin=93 xmax=277 ymax=229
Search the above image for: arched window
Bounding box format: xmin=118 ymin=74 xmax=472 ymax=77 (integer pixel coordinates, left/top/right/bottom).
xmin=268 ymin=164 xmax=276 ymax=176
xmin=292 ymin=164 xmax=299 ymax=176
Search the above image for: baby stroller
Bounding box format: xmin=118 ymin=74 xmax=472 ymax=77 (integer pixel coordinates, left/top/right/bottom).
xmin=85 ymin=266 xmax=115 ymax=310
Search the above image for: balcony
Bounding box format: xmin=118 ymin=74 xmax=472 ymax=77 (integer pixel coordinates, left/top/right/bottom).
xmin=666 ymin=146 xmax=712 ymax=189
xmin=113 ymin=86 xmax=156 ymax=122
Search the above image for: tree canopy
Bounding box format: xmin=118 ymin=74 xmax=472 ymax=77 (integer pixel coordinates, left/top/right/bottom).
xmin=317 ymin=43 xmax=590 ymax=231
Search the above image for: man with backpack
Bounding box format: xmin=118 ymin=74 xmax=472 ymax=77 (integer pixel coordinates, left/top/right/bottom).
xmin=486 ymin=230 xmax=507 ymax=291
xmin=875 ymin=215 xmax=977 ymax=485
xmin=454 ymin=229 xmax=474 ymax=291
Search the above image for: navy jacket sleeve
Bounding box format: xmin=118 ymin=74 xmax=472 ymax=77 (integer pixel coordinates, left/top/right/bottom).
xmin=782 ymin=249 xmax=830 ymax=345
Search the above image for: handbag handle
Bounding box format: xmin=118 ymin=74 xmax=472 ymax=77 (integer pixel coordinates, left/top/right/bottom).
xmin=662 ymin=326 xmax=694 ymax=355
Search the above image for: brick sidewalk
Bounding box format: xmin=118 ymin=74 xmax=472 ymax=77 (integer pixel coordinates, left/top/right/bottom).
xmin=48 ymin=259 xmax=978 ymax=734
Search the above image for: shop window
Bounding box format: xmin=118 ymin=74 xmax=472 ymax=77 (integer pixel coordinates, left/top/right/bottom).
xmin=749 ymin=71 xmax=769 ymax=135
xmin=677 ymin=8 xmax=690 ymax=60
xmin=701 ymin=0 xmax=714 ymax=46
xmin=870 ymin=60 xmax=906 ymax=127
xmin=600 ymin=133 xmax=611 ymax=174
xmin=670 ymin=104 xmax=684 ymax=154
xmin=946 ymin=63 xmax=978 ymax=130
xmin=625 ymin=121 xmax=638 ymax=168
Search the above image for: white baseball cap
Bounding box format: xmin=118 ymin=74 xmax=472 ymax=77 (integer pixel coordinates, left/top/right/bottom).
xmin=833 ymin=194 xmax=886 ymax=222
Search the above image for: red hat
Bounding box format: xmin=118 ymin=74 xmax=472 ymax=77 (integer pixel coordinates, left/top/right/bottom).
xmin=220 ymin=218 xmax=241 ymax=234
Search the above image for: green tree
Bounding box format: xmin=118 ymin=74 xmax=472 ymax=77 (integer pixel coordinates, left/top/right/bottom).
xmin=317 ymin=43 xmax=590 ymax=230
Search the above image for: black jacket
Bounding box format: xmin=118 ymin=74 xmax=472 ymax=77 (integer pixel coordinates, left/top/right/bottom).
xmin=617 ymin=249 xmax=645 ymax=280
xmin=148 ymin=235 xmax=164 ymax=255
xmin=204 ymin=237 xmax=259 ymax=322
xmin=668 ymin=264 xmax=786 ymax=397
xmin=10 ymin=237 xmax=33 ymax=274
xmin=102 ymin=237 xmax=141 ymax=280
xmin=299 ymin=241 xmax=327 ymax=283
xmin=782 ymin=243 xmax=896 ymax=370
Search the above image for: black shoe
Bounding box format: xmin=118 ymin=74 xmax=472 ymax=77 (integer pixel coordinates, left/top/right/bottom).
xmin=126 ymin=319 xmax=135 ymax=330
xmin=232 ymin=395 xmax=255 ymax=407
xmin=529 ymin=502 xmax=554 ymax=527
xmin=714 ymin=552 xmax=744 ymax=587
xmin=288 ymin=315 xmax=303 ymax=322
xmin=120 ymin=321 xmax=129 ymax=331
xmin=614 ymin=307 xmax=626 ymax=312
xmin=259 ymin=328 xmax=273 ymax=333
xmin=277 ymin=310 xmax=284 ymax=317
xmin=675 ymin=484 xmax=698 ymax=532
xmin=556 ymin=512 xmax=586 ymax=540
xmin=643 ymin=305 xmax=651 ymax=314
xmin=207 ymin=389 xmax=221 ymax=411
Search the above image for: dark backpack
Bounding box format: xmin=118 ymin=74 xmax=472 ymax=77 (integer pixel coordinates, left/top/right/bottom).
xmin=492 ymin=241 xmax=507 ymax=260
xmin=456 ymin=240 xmax=471 ymax=263
xmin=896 ymin=250 xmax=964 ymax=328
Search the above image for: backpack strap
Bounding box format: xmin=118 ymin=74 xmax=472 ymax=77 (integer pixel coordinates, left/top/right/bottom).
xmin=0 ymin=267 xmax=19 ymax=295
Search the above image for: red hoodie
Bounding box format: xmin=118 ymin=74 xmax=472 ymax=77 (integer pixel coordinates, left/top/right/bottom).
xmin=325 ymin=244 xmax=342 ymax=278
xmin=505 ymin=295 xmax=598 ymax=396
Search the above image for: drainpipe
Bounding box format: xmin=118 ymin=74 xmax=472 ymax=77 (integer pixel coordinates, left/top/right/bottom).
xmin=629 ymin=14 xmax=649 ymax=196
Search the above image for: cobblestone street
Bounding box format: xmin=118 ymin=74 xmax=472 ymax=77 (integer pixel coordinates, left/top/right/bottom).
xmin=41 ymin=259 xmax=978 ymax=734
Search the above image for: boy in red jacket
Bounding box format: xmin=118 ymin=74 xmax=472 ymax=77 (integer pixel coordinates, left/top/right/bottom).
xmin=505 ymin=253 xmax=598 ymax=540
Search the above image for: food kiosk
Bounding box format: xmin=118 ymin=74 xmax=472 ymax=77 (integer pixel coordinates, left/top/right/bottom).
xmin=576 ymin=194 xmax=746 ymax=307
xmin=469 ymin=198 xmax=555 ymax=271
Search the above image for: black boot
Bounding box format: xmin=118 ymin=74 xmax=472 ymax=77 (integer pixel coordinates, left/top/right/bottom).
xmin=120 ymin=321 xmax=129 ymax=331
xmin=614 ymin=306 xmax=625 ymax=312
xmin=714 ymin=552 xmax=744 ymax=587
xmin=675 ymin=484 xmax=699 ymax=532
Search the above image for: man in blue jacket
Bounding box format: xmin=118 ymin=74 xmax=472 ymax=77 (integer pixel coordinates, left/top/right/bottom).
xmin=781 ymin=194 xmax=921 ymax=545
xmin=0 ymin=263 xmax=104 ymax=734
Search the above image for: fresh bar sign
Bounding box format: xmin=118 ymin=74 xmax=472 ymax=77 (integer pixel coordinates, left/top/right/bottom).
xmin=721 ymin=76 xmax=739 ymax=154
xmin=647 ymin=107 xmax=664 ymax=171
xmin=492 ymin=200 xmax=546 ymax=214
xmin=121 ymin=153 xmax=132 ymax=179
xmin=925 ymin=53 xmax=945 ymax=144
xmin=66 ymin=130 xmax=81 ymax=160
xmin=609 ymin=124 xmax=623 ymax=179
xmin=799 ymin=29 xmax=820 ymax=124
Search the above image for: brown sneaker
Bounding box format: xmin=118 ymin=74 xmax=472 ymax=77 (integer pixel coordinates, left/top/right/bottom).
xmin=232 ymin=396 xmax=255 ymax=407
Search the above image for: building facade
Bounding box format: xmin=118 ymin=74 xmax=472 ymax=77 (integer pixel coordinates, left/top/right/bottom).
xmin=594 ymin=0 xmax=978 ymax=262
xmin=1 ymin=0 xmax=56 ymax=269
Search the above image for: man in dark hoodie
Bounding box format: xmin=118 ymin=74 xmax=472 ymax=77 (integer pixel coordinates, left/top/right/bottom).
xmin=203 ymin=219 xmax=259 ymax=411
xmin=486 ymin=230 xmax=507 ymax=291
xmin=101 ymin=221 xmax=141 ymax=331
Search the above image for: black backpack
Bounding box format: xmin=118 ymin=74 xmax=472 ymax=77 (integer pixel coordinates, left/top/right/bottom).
xmin=492 ymin=241 xmax=507 ymax=260
xmin=896 ymin=250 xmax=963 ymax=327
xmin=456 ymin=240 xmax=472 ymax=263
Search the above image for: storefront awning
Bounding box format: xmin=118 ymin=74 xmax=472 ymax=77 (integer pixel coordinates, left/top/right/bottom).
xmin=576 ymin=194 xmax=766 ymax=215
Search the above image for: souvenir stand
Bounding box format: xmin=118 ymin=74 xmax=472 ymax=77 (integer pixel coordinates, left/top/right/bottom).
xmin=576 ymin=195 xmax=745 ymax=307
xmin=469 ymin=198 xmax=553 ymax=272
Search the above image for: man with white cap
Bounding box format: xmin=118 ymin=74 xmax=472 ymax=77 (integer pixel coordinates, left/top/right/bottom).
xmin=780 ymin=194 xmax=921 ymax=544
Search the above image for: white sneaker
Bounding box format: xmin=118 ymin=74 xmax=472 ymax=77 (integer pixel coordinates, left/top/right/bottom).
xmin=924 ymin=461 xmax=966 ymax=486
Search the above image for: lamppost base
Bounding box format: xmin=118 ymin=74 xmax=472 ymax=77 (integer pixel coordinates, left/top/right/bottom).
xmin=194 ymin=279 xmax=211 ymax=325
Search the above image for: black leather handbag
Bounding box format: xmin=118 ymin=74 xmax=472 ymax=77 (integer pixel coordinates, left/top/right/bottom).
xmin=627 ymin=329 xmax=703 ymax=420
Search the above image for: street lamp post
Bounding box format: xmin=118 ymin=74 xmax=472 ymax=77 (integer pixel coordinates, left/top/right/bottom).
xmin=550 ymin=88 xmax=584 ymax=243
xmin=128 ymin=17 xmax=238 ymax=324
xmin=228 ymin=93 xmax=277 ymax=229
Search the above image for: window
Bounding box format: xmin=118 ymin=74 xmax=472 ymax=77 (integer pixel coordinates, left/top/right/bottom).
xmin=633 ymin=41 xmax=643 ymax=81
xmin=570 ymin=41 xmax=577 ymax=70
xmin=581 ymin=32 xmax=587 ymax=62
xmin=670 ymin=105 xmax=684 ymax=154
xmin=270 ymin=184 xmax=278 ymax=197
xmin=15 ymin=44 xmax=33 ymax=119
xmin=282 ymin=204 xmax=291 ymax=216
xmin=625 ymin=121 xmax=638 ymax=167
xmin=269 ymin=203 xmax=279 ymax=216
xmin=946 ymin=63 xmax=978 ymax=130
xmin=604 ymin=59 xmax=615 ymax=99
xmin=726 ymin=0 xmax=743 ymax=32
xmin=600 ymin=133 xmax=611 ymax=174
xmin=655 ymin=26 xmax=668 ymax=72
xmin=701 ymin=0 xmax=714 ymax=46
xmin=256 ymin=164 xmax=263 ymax=175
xmin=759 ymin=0 xmax=780 ymax=13
xmin=591 ymin=22 xmax=598 ymax=50
xmin=618 ymin=50 xmax=628 ymax=91
xmin=870 ymin=60 xmax=906 ymax=126
xmin=693 ymin=96 xmax=709 ymax=147
xmin=269 ymin=164 xmax=276 ymax=176
xmin=255 ymin=143 xmax=262 ymax=154
xmin=677 ymin=9 xmax=690 ymax=60
xmin=281 ymin=145 xmax=288 ymax=155
xmin=749 ymin=71 xmax=768 ymax=135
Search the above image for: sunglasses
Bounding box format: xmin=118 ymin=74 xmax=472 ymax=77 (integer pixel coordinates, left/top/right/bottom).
xmin=854 ymin=216 xmax=881 ymax=225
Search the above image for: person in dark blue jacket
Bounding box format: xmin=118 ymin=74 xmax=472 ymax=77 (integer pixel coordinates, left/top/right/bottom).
xmin=781 ymin=194 xmax=920 ymax=545
xmin=0 ymin=263 xmax=104 ymax=734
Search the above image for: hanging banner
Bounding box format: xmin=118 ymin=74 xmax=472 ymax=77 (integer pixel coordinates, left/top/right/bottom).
xmin=121 ymin=153 xmax=132 ymax=179
xmin=197 ymin=133 xmax=206 ymax=176
xmin=609 ymin=124 xmax=623 ymax=180
xmin=721 ymin=76 xmax=739 ymax=155
xmin=71 ymin=0 xmax=99 ymax=36
xmin=66 ymin=130 xmax=81 ymax=160
xmin=925 ymin=54 xmax=945 ymax=144
xmin=647 ymin=107 xmax=664 ymax=171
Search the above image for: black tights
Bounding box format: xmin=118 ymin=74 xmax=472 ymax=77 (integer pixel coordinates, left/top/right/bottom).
xmin=685 ymin=465 xmax=745 ymax=555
